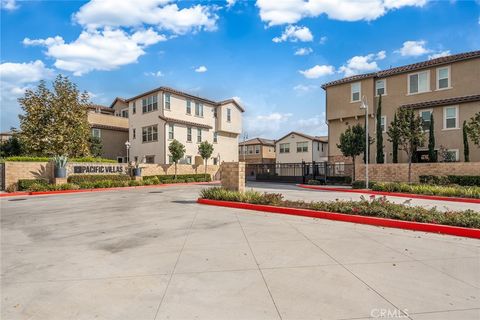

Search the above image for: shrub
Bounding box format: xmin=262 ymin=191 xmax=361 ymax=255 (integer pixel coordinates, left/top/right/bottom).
xmin=307 ymin=179 xmax=325 ymax=185
xmin=372 ymin=182 xmax=480 ymax=199
xmin=352 ymin=180 xmax=377 ymax=189
xmin=68 ymin=174 xmax=130 ymax=184
xmin=143 ymin=174 xmax=211 ymax=183
xmin=419 ymin=175 xmax=480 ymax=187
xmin=27 ymin=182 xmax=50 ymax=192
xmin=18 ymin=179 xmax=49 ymax=191
xmin=186 ymin=178 xmax=195 ymax=183
xmin=128 ymin=180 xmax=144 ymax=187
xmin=5 ymin=156 xmax=116 ymax=163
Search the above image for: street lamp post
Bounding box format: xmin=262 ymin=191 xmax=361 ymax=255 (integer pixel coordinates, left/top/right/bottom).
xmin=360 ymin=96 xmax=369 ymax=188
xmin=242 ymin=132 xmax=248 ymax=162
xmin=125 ymin=141 xmax=131 ymax=163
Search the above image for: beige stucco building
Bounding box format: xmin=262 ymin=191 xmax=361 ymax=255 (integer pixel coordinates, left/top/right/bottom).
xmin=275 ymin=131 xmax=328 ymax=163
xmin=239 ymin=138 xmax=276 ymax=164
xmin=112 ymin=87 xmax=244 ymax=165
xmin=322 ymin=50 xmax=480 ymax=165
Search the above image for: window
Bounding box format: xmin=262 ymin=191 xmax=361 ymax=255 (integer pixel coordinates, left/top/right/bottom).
xmin=213 ymin=132 xmax=218 ymax=143
xmin=375 ymin=79 xmax=386 ymax=96
xmin=145 ymin=155 xmax=155 ymax=163
xmin=351 ymin=82 xmax=361 ymax=102
xmin=186 ymin=156 xmax=192 ymax=165
xmin=168 ymin=155 xmax=173 ymax=164
xmin=279 ymin=143 xmax=290 ymax=153
xmin=419 ymin=110 xmax=432 ymax=131
xmin=443 ymin=106 xmax=458 ymax=129
xmin=164 ymin=93 xmax=171 ymax=110
xmin=227 ymin=108 xmax=231 ymax=122
xmin=142 ymin=125 xmax=158 ymax=142
xmin=321 ymin=143 xmax=324 ymax=152
xmin=168 ymin=124 xmax=174 ymax=140
xmin=187 ymin=127 xmax=192 ymax=142
xmin=134 ymin=156 xmax=138 ymax=163
xmin=121 ymin=109 xmax=128 ymax=118
xmin=255 ymin=145 xmax=260 ymax=154
xmin=117 ymin=157 xmax=123 ymax=163
xmin=444 ymin=149 xmax=459 ymax=162
xmin=195 ymin=102 xmax=203 ymax=117
xmin=296 ymin=141 xmax=308 ymax=153
xmin=335 ymin=162 xmax=345 ymax=174
xmin=437 ymin=66 xmax=450 ymax=90
xmin=248 ymin=146 xmax=254 ymax=154
xmin=408 ymin=71 xmax=429 ymax=94
xmin=213 ymin=108 xmax=217 ymax=118
xmin=380 ymin=115 xmax=387 ymax=133
xmin=186 ymin=100 xmax=191 ymax=114
xmin=91 ymin=128 xmax=101 ymax=138
xmin=132 ymin=128 xmax=136 ymax=139
xmin=197 ymin=128 xmax=202 ymax=142
xmin=213 ymin=158 xmax=218 ymax=165
xmin=142 ymin=95 xmax=158 ymax=113
xmin=132 ymin=102 xmax=136 ymax=114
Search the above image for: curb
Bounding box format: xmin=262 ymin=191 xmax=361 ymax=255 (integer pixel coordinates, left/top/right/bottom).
xmin=297 ymin=184 xmax=480 ymax=204
xmin=197 ymin=198 xmax=480 ymax=239
xmin=0 ymin=181 xmax=220 ymax=198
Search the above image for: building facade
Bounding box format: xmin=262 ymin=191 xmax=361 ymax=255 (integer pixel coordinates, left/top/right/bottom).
xmin=238 ymin=138 xmax=276 ymax=164
xmin=322 ymin=50 xmax=480 ymax=164
xmin=275 ymin=132 xmax=328 ymax=163
xmin=112 ymin=87 xmax=244 ymax=165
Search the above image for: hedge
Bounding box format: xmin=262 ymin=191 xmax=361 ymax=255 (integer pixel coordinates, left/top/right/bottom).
xmin=143 ymin=173 xmax=211 ymax=182
xmin=372 ymin=182 xmax=480 ymax=199
xmin=67 ymin=174 xmax=131 ymax=184
xmin=352 ymin=180 xmax=377 ymax=189
xmin=419 ymin=175 xmax=480 ymax=187
xmin=200 ymin=187 xmax=480 ymax=229
xmin=4 ymin=156 xmax=117 ymax=163
xmin=18 ymin=179 xmax=49 ymax=191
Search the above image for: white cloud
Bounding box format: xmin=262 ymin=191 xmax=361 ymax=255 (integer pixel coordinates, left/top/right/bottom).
xmin=195 ymin=65 xmax=207 ymax=73
xmin=319 ymin=36 xmax=327 ymax=44
xmin=338 ymin=51 xmax=385 ymax=77
xmin=1 ymin=0 xmax=18 ymax=11
xmin=256 ymin=0 xmax=428 ymax=26
xmin=226 ymin=0 xmax=236 ymax=8
xmin=294 ymin=47 xmax=313 ymax=56
xmin=294 ymin=113 xmax=328 ymax=136
xmin=144 ymin=70 xmax=164 ymax=77
xmin=428 ymin=50 xmax=451 ymax=60
xmin=273 ymin=25 xmax=313 ymax=43
xmin=293 ymin=84 xmax=318 ymax=92
xmin=74 ymin=0 xmax=218 ymax=34
xmin=299 ymin=65 xmax=335 ymax=79
xmin=23 ymin=28 xmax=166 ymax=76
xmin=397 ymin=40 xmax=431 ymax=56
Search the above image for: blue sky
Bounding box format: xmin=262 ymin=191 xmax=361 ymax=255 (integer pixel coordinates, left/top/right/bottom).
xmin=1 ymin=0 xmax=479 ymax=139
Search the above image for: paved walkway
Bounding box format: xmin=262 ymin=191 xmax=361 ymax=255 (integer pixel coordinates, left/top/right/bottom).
xmin=1 ymin=185 xmax=479 ymax=319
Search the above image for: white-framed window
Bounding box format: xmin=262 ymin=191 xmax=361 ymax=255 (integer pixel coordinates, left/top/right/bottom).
xmin=187 ymin=127 xmax=192 ymax=142
xmin=255 ymin=145 xmax=260 ymax=154
xmin=186 ymin=100 xmax=191 ymax=114
xmin=436 ymin=66 xmax=450 ymax=90
xmin=443 ymin=106 xmax=459 ymax=130
xmin=279 ymin=143 xmax=290 ymax=153
xmin=444 ymin=149 xmax=459 ymax=162
xmin=197 ymin=128 xmax=202 ymax=142
xmin=142 ymin=125 xmax=158 ymax=142
xmin=408 ymin=71 xmax=429 ymax=94
xmin=335 ymin=162 xmax=345 ymax=174
xmin=213 ymin=132 xmax=218 ymax=143
xmin=168 ymin=124 xmax=174 ymax=140
xmin=142 ymin=95 xmax=158 ymax=113
xmin=168 ymin=155 xmax=173 ymax=164
xmin=296 ymin=141 xmax=308 ymax=153
xmin=91 ymin=128 xmax=101 ymax=138
xmin=227 ymin=108 xmax=231 ymax=122
xmin=164 ymin=93 xmax=171 ymax=110
xmin=186 ymin=156 xmax=192 ymax=165
xmin=131 ymin=102 xmax=136 ymax=114
xmin=248 ymin=146 xmax=254 ymax=154
xmin=380 ymin=115 xmax=387 ymax=133
xmin=419 ymin=109 xmax=433 ymax=131
xmin=195 ymin=102 xmax=203 ymax=117
xmin=132 ymin=128 xmax=136 ymax=139
xmin=375 ymin=79 xmax=386 ymax=96
xmin=351 ymin=82 xmax=361 ymax=102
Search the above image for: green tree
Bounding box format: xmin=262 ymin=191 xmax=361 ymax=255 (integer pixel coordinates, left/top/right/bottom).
xmin=89 ymin=136 xmax=103 ymax=158
xmin=388 ymin=107 xmax=424 ymax=183
xmin=463 ymin=120 xmax=470 ymax=162
xmin=376 ymin=94 xmax=384 ymax=164
xmin=0 ymin=133 xmax=24 ymax=157
xmin=337 ymin=124 xmax=366 ymax=181
xmin=168 ymin=139 xmax=186 ymax=179
xmin=466 ymin=112 xmax=480 ymax=147
xmin=428 ymin=113 xmax=436 ymax=162
xmin=387 ymin=112 xmax=400 ymax=163
xmin=198 ymin=141 xmax=214 ymax=176
xmin=18 ymin=75 xmax=91 ymax=157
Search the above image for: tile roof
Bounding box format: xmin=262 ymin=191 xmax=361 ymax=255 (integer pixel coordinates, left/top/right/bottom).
xmin=158 ymin=115 xmax=213 ymax=129
xmin=322 ymin=50 xmax=480 ymax=89
xmin=88 ymin=104 xmax=114 ymax=113
xmin=239 ymin=137 xmax=275 ymax=146
xmin=276 ymin=131 xmax=328 ymax=143
xmin=401 ymin=94 xmax=480 ymax=109
xmin=90 ymin=124 xmax=128 ymax=132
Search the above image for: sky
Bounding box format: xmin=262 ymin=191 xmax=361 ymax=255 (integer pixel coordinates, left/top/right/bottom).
xmin=1 ymin=0 xmax=479 ymax=139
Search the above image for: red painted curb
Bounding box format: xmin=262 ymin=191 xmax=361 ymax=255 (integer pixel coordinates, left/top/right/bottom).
xmin=297 ymin=184 xmax=480 ymax=204
xmin=0 ymin=181 xmax=220 ymax=198
xmin=197 ymin=198 xmax=480 ymax=239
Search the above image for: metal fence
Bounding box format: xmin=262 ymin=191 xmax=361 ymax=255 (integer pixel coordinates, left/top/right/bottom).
xmin=245 ymin=162 xmax=353 ymax=184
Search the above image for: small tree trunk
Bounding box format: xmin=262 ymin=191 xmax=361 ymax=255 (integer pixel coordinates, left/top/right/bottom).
xmin=204 ymin=158 xmax=207 ymax=177
xmin=174 ymin=162 xmax=177 ymax=179
xmin=352 ymin=156 xmax=356 ymax=182
xmin=408 ymin=156 xmax=412 ymax=183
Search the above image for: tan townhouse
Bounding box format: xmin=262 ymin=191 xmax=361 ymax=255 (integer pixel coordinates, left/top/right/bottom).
xmin=275 ymin=131 xmax=328 ymax=163
xmin=239 ymin=138 xmax=276 ymax=164
xmin=112 ymin=87 xmax=244 ymax=165
xmin=322 ymin=50 xmax=480 ymax=165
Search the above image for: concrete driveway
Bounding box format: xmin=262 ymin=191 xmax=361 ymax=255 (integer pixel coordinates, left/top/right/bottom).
xmin=1 ymin=185 xmax=479 ymax=320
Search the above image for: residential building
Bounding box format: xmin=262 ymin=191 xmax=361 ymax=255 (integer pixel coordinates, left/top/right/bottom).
xmin=112 ymin=86 xmax=244 ymax=164
xmin=322 ymin=50 xmax=480 ymax=164
xmin=0 ymin=131 xmax=13 ymax=143
xmin=238 ymin=138 xmax=276 ymax=164
xmin=87 ymin=104 xmax=129 ymax=161
xmin=275 ymin=131 xmax=328 ymax=163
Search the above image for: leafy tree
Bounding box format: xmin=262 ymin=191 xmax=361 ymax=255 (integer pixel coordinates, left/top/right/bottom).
xmin=388 ymin=107 xmax=424 ymax=183
xmin=89 ymin=136 xmax=103 ymax=158
xmin=428 ymin=113 xmax=436 ymax=162
xmin=463 ymin=120 xmax=470 ymax=162
xmin=18 ymin=75 xmax=91 ymax=157
xmin=168 ymin=139 xmax=186 ymax=179
xmin=0 ymin=133 xmax=24 ymax=157
xmin=466 ymin=112 xmax=480 ymax=147
xmin=198 ymin=140 xmax=214 ymax=176
xmin=387 ymin=112 xmax=400 ymax=163
xmin=376 ymin=95 xmax=384 ymax=164
xmin=337 ymin=124 xmax=365 ymax=181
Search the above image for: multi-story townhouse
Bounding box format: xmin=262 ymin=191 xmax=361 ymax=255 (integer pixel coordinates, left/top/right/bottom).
xmin=238 ymin=138 xmax=276 ymax=164
xmin=275 ymin=131 xmax=328 ymax=163
xmin=112 ymin=87 xmax=244 ymax=165
xmin=322 ymin=50 xmax=480 ymax=165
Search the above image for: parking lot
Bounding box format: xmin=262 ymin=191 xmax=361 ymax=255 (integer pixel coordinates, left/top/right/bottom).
xmin=1 ymin=183 xmax=479 ymax=320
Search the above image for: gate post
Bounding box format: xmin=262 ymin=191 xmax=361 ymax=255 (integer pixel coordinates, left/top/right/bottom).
xmin=324 ymin=161 xmax=328 ymax=184
xmin=301 ymin=160 xmax=306 ymax=184
xmin=312 ymin=160 xmax=316 ymax=180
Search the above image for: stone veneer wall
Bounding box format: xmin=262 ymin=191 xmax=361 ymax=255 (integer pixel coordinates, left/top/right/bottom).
xmin=4 ymin=161 xmax=54 ymax=189
xmin=355 ymin=162 xmax=480 ymax=183
xmin=220 ymin=162 xmax=245 ymax=192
